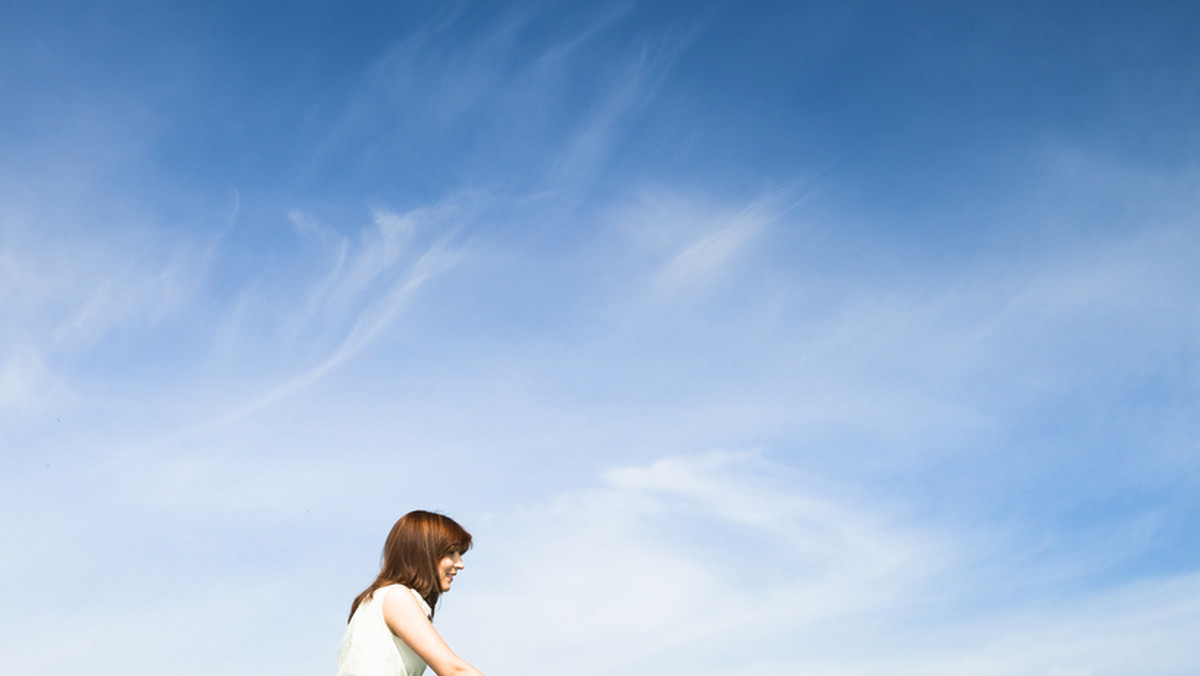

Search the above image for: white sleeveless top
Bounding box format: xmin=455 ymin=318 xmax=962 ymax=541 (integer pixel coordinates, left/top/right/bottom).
xmin=337 ymin=585 xmax=433 ymax=676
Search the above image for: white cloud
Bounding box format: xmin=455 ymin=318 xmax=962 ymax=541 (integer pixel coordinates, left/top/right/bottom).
xmin=595 ymin=182 xmax=815 ymax=307
xmin=174 ymin=198 xmax=471 ymax=438
xmin=649 ymin=205 xmax=765 ymax=298
xmin=431 ymin=452 xmax=1200 ymax=676
xmin=548 ymin=33 xmax=693 ymax=194
xmin=444 ymin=450 xmax=937 ymax=675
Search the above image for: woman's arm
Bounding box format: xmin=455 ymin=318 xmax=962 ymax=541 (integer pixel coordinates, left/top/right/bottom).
xmin=382 ymin=588 xmax=484 ymax=676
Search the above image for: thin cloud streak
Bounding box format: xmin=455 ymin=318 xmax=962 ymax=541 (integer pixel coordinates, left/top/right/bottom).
xmin=548 ymin=27 xmax=701 ymax=196
xmin=174 ymin=203 xmax=469 ymax=439
xmin=647 ymin=183 xmax=812 ymax=300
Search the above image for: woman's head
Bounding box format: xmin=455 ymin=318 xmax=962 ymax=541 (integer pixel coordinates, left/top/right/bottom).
xmin=380 ymin=510 xmax=472 ymax=595
xmin=350 ymin=510 xmax=472 ymax=620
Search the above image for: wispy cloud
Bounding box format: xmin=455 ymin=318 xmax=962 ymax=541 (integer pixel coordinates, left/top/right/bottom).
xmin=548 ymin=28 xmax=699 ymax=195
xmin=449 ymin=450 xmax=936 ymax=675
xmin=300 ymin=1 xmax=701 ymax=201
xmin=648 ymin=185 xmax=808 ymax=299
xmin=180 ymin=196 xmax=475 ymax=436
xmin=0 ymin=206 xmax=206 ymax=422
xmin=443 ymin=451 xmax=1200 ymax=675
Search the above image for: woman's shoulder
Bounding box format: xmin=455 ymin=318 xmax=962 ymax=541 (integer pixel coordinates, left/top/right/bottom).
xmin=378 ymin=584 xmax=432 ymax=617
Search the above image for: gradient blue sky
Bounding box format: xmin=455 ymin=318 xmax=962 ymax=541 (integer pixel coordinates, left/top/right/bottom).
xmin=3 ymin=1 xmax=1199 ymax=674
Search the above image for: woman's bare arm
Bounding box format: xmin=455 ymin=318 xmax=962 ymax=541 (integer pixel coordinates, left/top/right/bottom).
xmin=382 ymin=588 xmax=484 ymax=676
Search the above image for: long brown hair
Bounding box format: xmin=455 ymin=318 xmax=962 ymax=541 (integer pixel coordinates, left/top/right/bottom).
xmin=349 ymin=510 xmax=473 ymax=621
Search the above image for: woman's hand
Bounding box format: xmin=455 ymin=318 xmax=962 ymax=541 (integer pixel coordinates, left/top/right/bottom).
xmin=382 ymin=587 xmax=485 ymax=676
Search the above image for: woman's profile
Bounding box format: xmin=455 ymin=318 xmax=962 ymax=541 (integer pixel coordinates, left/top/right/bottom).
xmin=337 ymin=510 xmax=485 ymax=676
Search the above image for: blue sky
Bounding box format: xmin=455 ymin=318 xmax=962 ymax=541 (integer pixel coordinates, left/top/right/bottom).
xmin=2 ymin=1 xmax=1199 ymax=673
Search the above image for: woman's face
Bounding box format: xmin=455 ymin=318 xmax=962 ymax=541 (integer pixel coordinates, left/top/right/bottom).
xmin=437 ymin=551 xmax=465 ymax=592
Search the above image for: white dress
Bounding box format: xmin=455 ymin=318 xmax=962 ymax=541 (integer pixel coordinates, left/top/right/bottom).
xmin=337 ymin=585 xmax=432 ymax=676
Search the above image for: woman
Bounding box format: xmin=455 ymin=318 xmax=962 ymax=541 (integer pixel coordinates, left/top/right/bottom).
xmin=337 ymin=511 xmax=485 ymax=676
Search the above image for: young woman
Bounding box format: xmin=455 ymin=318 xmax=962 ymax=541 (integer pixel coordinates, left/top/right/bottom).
xmin=337 ymin=511 xmax=485 ymax=676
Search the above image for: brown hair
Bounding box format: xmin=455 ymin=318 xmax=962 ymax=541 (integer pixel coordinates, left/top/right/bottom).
xmin=348 ymin=510 xmax=473 ymax=621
